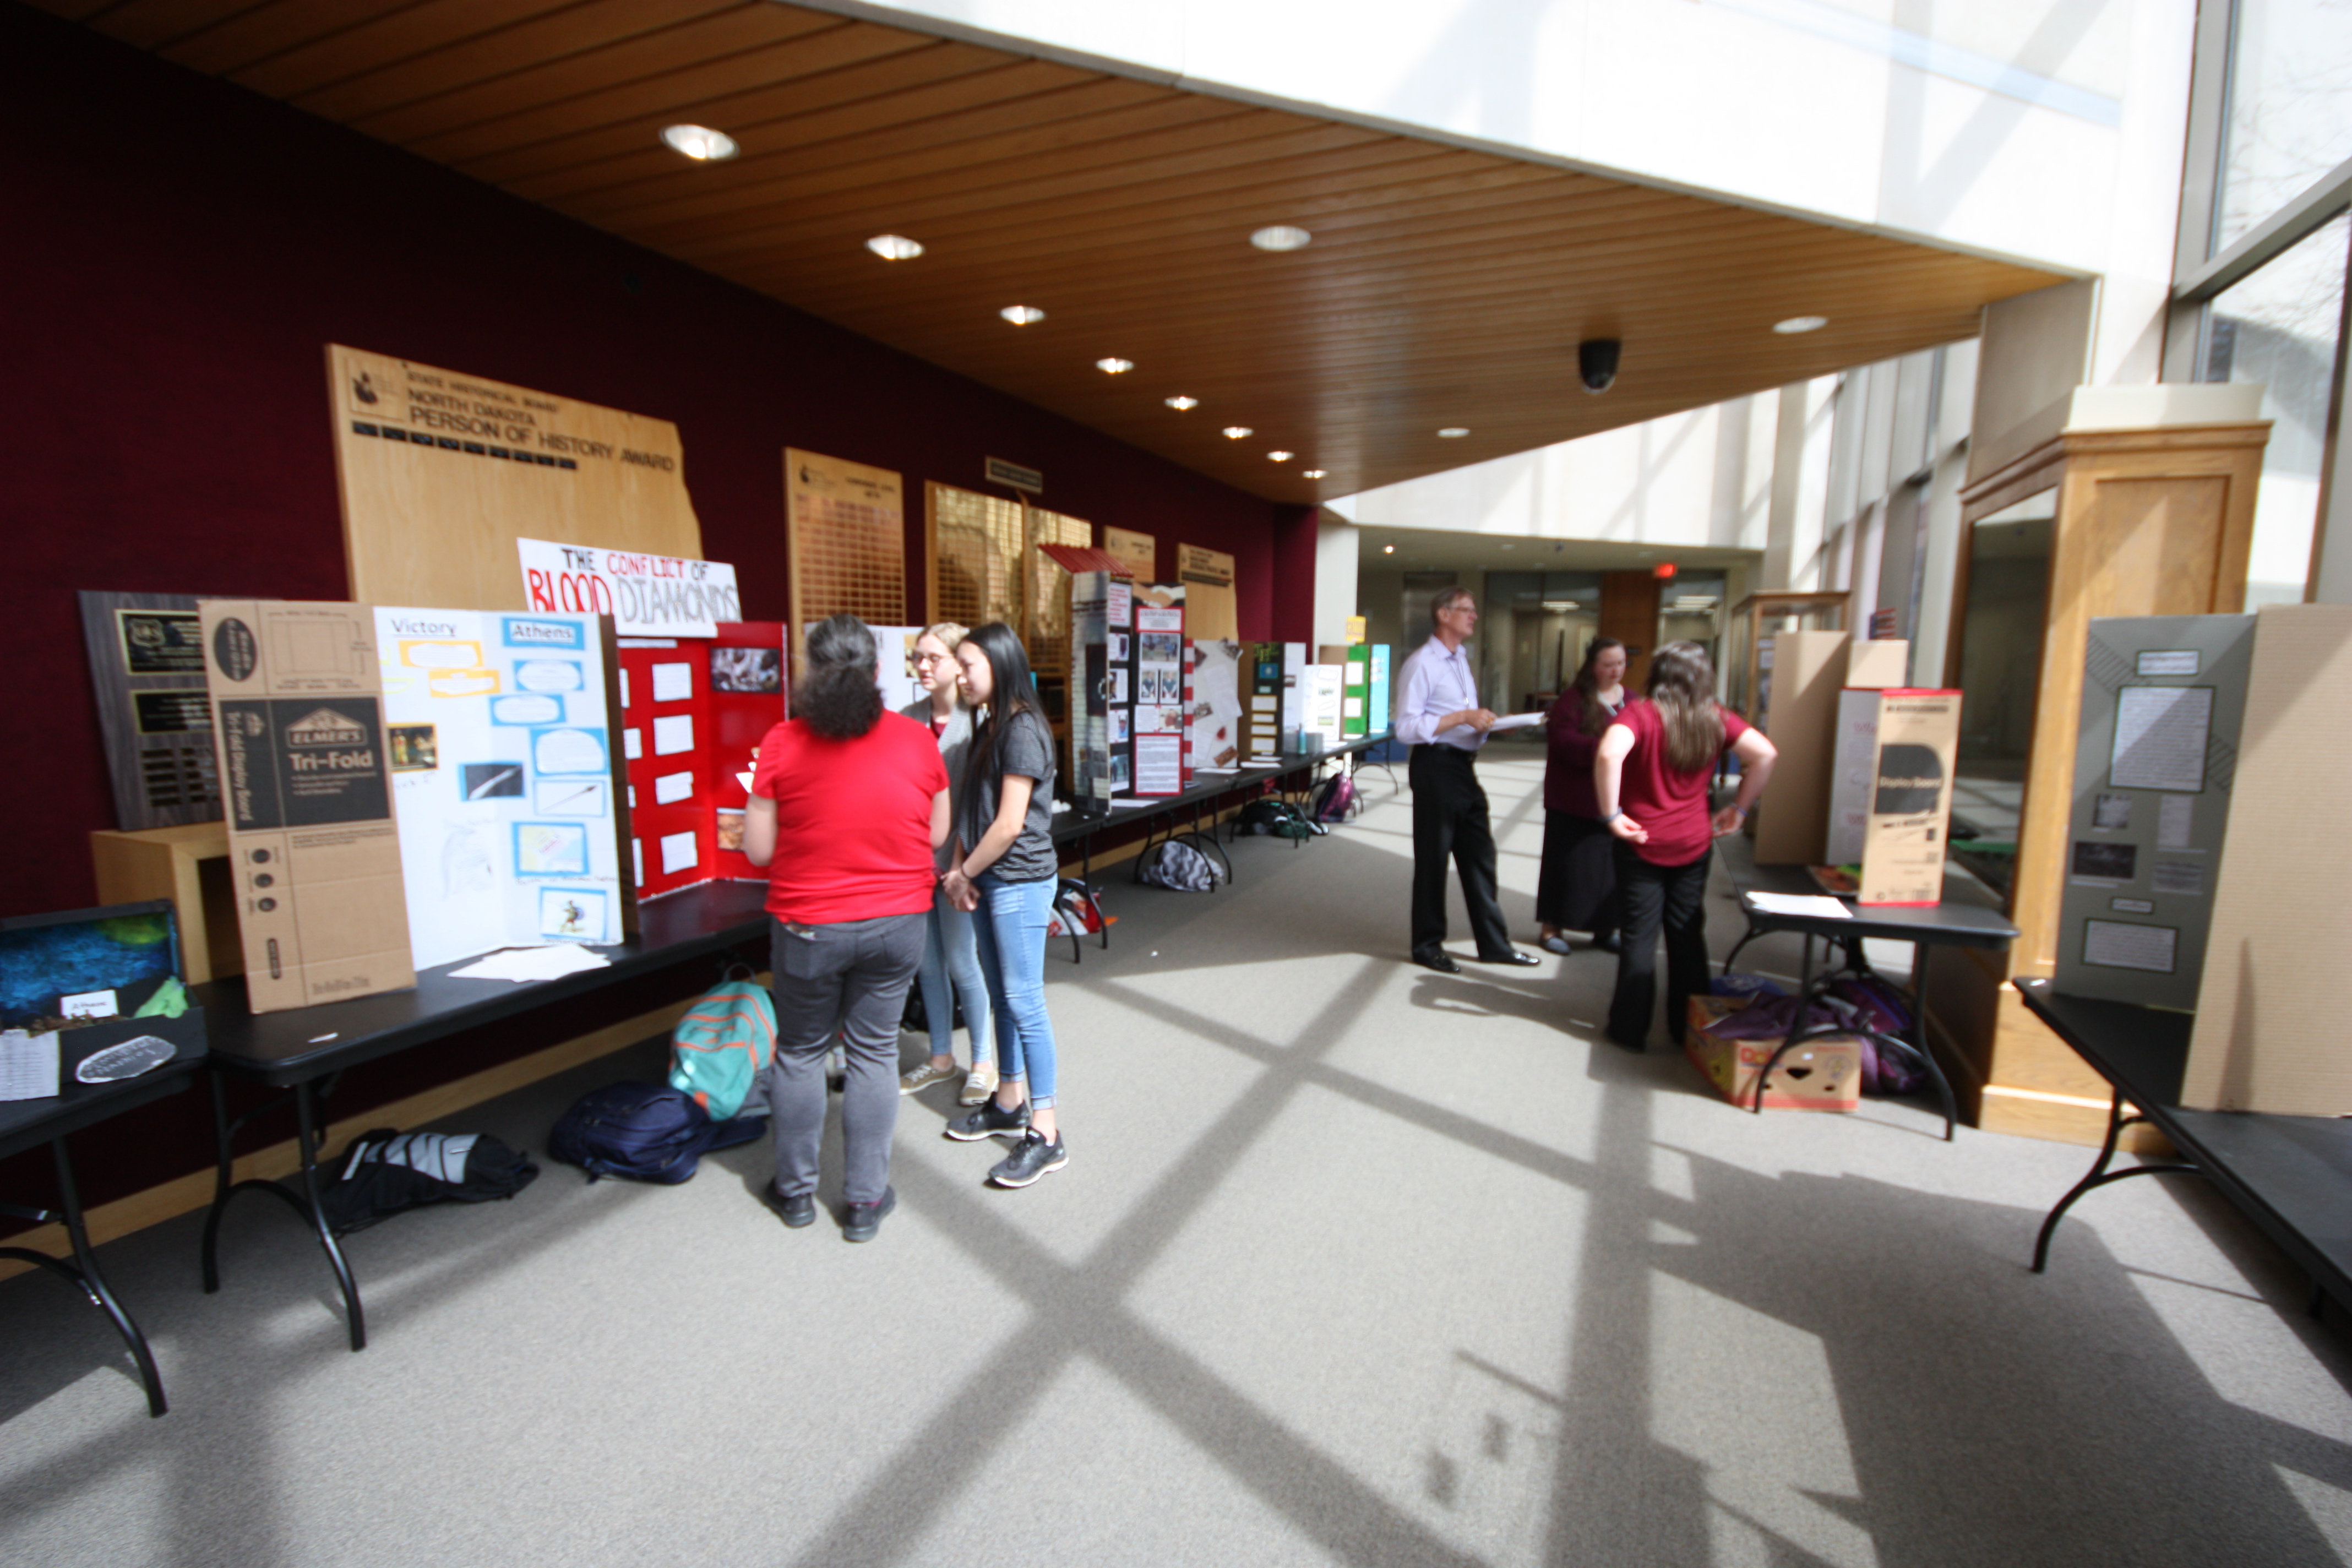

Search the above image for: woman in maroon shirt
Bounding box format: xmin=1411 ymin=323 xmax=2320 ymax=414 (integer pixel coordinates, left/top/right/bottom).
xmin=1592 ymin=641 xmax=1777 ymax=1051
xmin=1537 ymin=637 xmax=1627 ymax=955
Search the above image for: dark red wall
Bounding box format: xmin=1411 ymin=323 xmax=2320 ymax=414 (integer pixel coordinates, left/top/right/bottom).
xmin=2 ymin=3 xmax=1313 ymax=922
xmin=0 ymin=6 xmax=1316 ymax=1217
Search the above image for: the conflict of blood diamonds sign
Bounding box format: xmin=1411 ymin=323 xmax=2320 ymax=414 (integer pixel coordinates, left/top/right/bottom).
xmin=515 ymin=537 xmax=742 ymax=638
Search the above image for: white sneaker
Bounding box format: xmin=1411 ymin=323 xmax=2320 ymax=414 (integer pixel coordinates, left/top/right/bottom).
xmin=900 ymin=1061 xmax=959 ymax=1095
xmin=959 ymin=1064 xmax=1000 ymax=1106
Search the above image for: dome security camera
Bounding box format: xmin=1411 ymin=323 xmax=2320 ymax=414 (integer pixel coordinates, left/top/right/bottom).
xmin=1578 ymin=339 xmax=1621 ymax=394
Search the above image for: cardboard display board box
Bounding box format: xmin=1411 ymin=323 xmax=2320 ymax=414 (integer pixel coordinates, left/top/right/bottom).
xmin=1750 ymin=630 xmax=1850 ymax=865
xmin=1823 ymin=689 xmax=1961 ymax=906
xmin=200 ymin=601 xmax=415 ymax=1013
xmin=1685 ymin=996 xmax=1861 ymax=1112
xmin=1845 ymin=638 xmax=1909 ymax=689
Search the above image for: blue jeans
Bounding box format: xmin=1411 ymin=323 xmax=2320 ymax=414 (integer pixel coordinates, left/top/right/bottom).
xmin=917 ymin=884 xmax=993 ymax=1066
xmin=972 ymin=872 xmax=1058 ymax=1108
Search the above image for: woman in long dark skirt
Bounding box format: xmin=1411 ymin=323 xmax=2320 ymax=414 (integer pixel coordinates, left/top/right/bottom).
xmin=1535 ymin=637 xmax=1628 ymax=955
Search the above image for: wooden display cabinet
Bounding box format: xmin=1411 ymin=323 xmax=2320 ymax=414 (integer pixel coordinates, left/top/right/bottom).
xmin=1928 ymin=420 xmax=2268 ymax=1145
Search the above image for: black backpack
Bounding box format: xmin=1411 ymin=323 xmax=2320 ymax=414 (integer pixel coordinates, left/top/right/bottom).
xmin=317 ymin=1129 xmax=540 ymax=1234
xmin=548 ymin=1082 xmax=767 ymax=1185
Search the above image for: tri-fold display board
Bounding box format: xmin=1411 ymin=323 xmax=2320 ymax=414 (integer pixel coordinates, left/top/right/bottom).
xmin=613 ymin=623 xmax=788 ymax=900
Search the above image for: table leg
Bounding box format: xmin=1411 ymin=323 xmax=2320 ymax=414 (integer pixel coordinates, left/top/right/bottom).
xmin=0 ymin=1137 xmax=169 ymax=1417
xmin=293 ymin=1082 xmax=367 ymax=1352
xmin=2030 ymin=1085 xmax=2200 ymax=1273
xmin=1754 ymin=934 xmax=1817 ymax=1114
xmin=1899 ymin=941 xmax=1958 ymax=1141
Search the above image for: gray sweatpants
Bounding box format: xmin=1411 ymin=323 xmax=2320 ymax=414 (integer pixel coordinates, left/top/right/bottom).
xmin=767 ymin=911 xmax=927 ymax=1207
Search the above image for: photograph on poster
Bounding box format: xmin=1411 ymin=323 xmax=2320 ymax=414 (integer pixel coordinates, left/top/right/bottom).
xmin=2083 ymin=918 xmax=2176 ymax=972
xmin=540 ymin=888 xmax=612 ymax=944
xmin=389 ymin=725 xmax=438 ymax=772
xmin=2111 ymin=685 xmax=2212 ymax=792
xmin=1107 ymin=670 xmax=1128 ymax=704
xmin=1110 ymin=752 xmax=1130 ymax=790
xmin=514 ymin=821 xmax=590 ymax=876
xmin=532 ymin=778 xmax=608 ymax=816
xmin=1110 ymin=709 xmax=1130 ymax=743
xmin=717 ymin=810 xmax=745 ymax=852
xmin=1139 ymin=632 xmax=1182 ymax=663
xmin=1109 ymin=633 xmax=1129 ymax=662
xmin=2092 ymin=793 xmax=2131 ymax=830
xmin=2071 ymin=841 xmax=2137 ymax=881
xmin=460 ymin=761 xmax=525 ymax=799
xmin=711 ymin=646 xmax=782 ymax=693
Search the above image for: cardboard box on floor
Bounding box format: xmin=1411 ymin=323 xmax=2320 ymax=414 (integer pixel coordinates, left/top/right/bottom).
xmin=199 ymin=600 xmax=414 ymax=1012
xmin=1685 ymin=995 xmax=1861 ymax=1112
xmin=1750 ymin=630 xmax=1849 ymax=864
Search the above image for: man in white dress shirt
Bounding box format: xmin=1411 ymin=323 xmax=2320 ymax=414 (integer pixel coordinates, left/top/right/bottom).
xmin=1395 ymin=587 xmax=1538 ymax=973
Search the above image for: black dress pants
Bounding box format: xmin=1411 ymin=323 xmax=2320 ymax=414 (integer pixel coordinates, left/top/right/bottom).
xmin=1409 ymin=744 xmax=1512 ymax=959
xmin=1606 ymin=840 xmax=1712 ymax=1048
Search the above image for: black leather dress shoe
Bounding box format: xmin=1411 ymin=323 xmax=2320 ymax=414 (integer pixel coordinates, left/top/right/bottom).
xmin=1590 ymin=932 xmax=1622 ymax=954
xmin=1480 ymin=950 xmax=1543 ymax=967
xmin=1411 ymin=949 xmax=1462 ymax=974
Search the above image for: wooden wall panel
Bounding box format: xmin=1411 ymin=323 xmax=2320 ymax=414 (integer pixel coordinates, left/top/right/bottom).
xmin=329 ymin=345 xmax=704 ymax=609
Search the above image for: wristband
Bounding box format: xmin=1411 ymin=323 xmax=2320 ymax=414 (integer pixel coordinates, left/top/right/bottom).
xmin=1602 ymin=810 xmax=1623 ymax=824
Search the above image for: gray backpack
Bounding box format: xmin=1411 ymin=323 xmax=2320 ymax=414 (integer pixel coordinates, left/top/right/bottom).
xmin=1137 ymin=839 xmax=1222 ymax=891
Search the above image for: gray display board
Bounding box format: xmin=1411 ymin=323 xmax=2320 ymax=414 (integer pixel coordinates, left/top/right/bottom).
xmin=79 ymin=589 xmax=225 ymax=830
xmin=2053 ymin=614 xmax=2255 ymax=1009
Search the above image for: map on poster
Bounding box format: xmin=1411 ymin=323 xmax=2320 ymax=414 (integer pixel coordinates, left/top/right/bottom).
xmin=374 ymin=607 xmax=622 ymax=968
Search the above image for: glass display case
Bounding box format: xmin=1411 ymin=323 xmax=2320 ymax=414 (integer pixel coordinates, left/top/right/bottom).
xmin=1725 ymin=591 xmax=1847 ymax=721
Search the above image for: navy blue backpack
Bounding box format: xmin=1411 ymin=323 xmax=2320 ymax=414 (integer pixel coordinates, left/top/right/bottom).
xmin=548 ymin=1082 xmax=766 ymax=1184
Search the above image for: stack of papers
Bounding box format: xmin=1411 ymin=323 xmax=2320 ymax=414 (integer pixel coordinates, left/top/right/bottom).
xmin=0 ymin=1028 xmax=61 ymax=1102
xmin=449 ymin=945 xmax=616 ymax=983
xmin=1746 ymin=892 xmax=1852 ymax=919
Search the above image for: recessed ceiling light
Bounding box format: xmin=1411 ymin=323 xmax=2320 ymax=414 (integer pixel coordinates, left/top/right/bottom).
xmin=1773 ymin=315 xmax=1828 ymax=334
xmin=1000 ymin=305 xmax=1045 ymax=325
xmin=1438 ymin=427 xmax=1470 ymax=438
xmin=1250 ymin=225 xmax=1313 ymax=252
xmin=1164 ymin=395 xmax=1199 ymax=410
xmin=1267 ymin=450 xmax=1293 ymax=462
xmin=865 ymin=233 xmax=923 ymax=260
xmin=1096 ymin=357 xmax=1134 ymax=374
xmin=1384 ymin=545 xmax=1396 ymax=554
xmin=1304 ymin=469 xmax=1327 ymax=479
xmin=1542 ymin=600 xmax=1581 ymax=611
xmin=1222 ymin=426 xmax=1253 ymax=439
xmin=660 ymin=124 xmax=738 ymax=161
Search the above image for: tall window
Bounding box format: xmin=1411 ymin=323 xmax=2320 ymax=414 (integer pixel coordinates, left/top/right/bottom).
xmin=2183 ymin=0 xmax=2352 ymax=604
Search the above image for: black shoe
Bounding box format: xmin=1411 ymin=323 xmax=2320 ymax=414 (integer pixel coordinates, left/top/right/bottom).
xmin=1605 ymin=1031 xmax=1647 ymax=1053
xmin=1591 ymin=932 xmax=1622 ymax=954
xmin=1480 ymin=949 xmax=1543 ymax=967
xmin=778 ymin=1190 xmax=816 ymax=1229
xmin=842 ymin=1186 xmax=896 ymax=1242
xmin=989 ymin=1131 xmax=1069 ymax=1188
xmin=945 ymin=1097 xmax=1033 ymax=1141
xmin=1412 ymin=949 xmax=1461 ymax=974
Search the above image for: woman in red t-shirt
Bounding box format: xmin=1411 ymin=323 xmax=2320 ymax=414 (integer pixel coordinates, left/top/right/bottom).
xmin=1592 ymin=641 xmax=1777 ymax=1052
xmin=743 ymin=614 xmax=950 ymax=1242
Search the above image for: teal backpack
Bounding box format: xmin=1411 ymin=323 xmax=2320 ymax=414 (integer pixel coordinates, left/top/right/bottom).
xmin=668 ymin=966 xmax=776 ymax=1120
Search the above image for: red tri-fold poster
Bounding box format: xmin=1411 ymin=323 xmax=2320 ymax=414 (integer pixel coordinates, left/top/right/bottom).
xmin=614 ymin=622 xmax=787 ymax=899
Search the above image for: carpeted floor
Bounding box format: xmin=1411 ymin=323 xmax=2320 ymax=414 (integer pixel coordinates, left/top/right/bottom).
xmin=6 ymin=755 xmax=2351 ymax=1567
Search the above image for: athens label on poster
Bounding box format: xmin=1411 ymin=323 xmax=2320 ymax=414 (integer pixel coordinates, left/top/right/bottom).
xmin=515 ymin=537 xmax=741 ymax=637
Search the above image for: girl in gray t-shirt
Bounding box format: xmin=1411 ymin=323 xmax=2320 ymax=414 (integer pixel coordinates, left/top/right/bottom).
xmin=940 ymin=623 xmax=1069 ymax=1189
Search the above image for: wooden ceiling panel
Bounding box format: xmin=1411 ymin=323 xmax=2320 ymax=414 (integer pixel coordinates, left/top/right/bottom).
xmin=289 ymin=0 xmax=744 ymax=124
xmin=64 ymin=0 xmax=2071 ymax=504
xmin=367 ymin=4 xmax=854 ymax=146
xmin=472 ymin=32 xmax=977 ymax=193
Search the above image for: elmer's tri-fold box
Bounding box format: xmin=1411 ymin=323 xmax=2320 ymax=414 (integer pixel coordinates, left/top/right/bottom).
xmin=200 ymin=601 xmax=414 ymax=1012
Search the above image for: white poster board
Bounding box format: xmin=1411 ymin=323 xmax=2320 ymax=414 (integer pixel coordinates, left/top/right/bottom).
xmin=516 ymin=537 xmax=740 ymax=637
xmin=375 ymin=607 xmax=623 ymax=967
